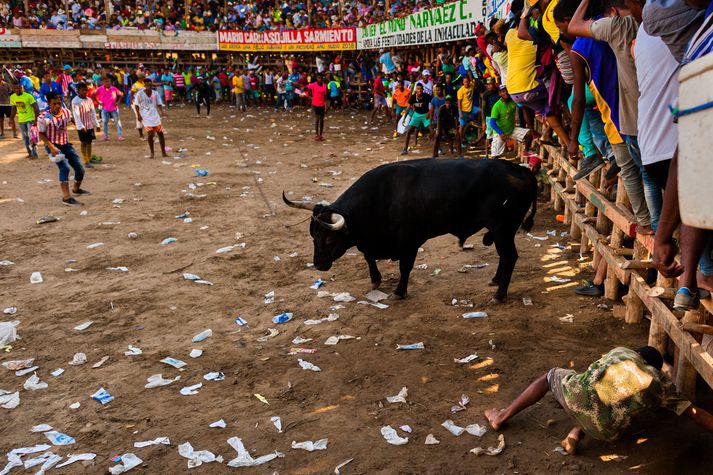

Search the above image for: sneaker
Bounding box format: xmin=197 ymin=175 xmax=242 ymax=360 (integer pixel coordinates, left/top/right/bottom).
xmin=62 ymin=197 xmax=82 ymax=206
xmin=84 ymin=162 xmax=94 ymax=168
xmin=102 ymin=136 xmax=109 ymax=141
xmin=117 ymin=136 xmax=125 ymax=141
xmin=573 ymin=155 xmax=605 ymax=181
xmin=674 ymin=287 xmax=699 ymax=311
xmin=604 ymin=162 xmax=621 ymax=181
xmin=575 ymin=281 xmax=604 ymax=297
xmin=401 ymin=148 xmax=408 ymax=155
xmin=73 ymin=188 xmax=91 ymax=196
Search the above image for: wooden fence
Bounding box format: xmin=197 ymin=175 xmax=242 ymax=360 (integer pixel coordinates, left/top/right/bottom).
xmin=533 ymin=143 xmax=713 ymax=400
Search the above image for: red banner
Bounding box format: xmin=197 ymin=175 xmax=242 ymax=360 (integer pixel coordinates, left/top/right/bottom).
xmin=217 ymin=28 xmax=356 ymax=52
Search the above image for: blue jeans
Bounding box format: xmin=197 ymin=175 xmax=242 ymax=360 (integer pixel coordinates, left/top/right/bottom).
xmin=46 ymin=143 xmax=84 ymax=183
xmin=625 ymin=135 xmax=661 ymax=230
xmin=19 ymin=121 xmax=36 ymax=155
xmin=285 ymin=91 xmax=294 ymax=109
xmin=101 ymin=109 xmax=123 ymax=138
xmin=275 ymin=93 xmax=286 ymax=110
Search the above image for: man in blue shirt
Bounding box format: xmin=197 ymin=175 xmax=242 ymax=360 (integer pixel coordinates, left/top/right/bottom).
xmin=379 ymin=49 xmax=397 ymax=74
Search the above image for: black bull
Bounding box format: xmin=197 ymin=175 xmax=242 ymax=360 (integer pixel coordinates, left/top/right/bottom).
xmin=284 ymin=158 xmax=538 ymax=302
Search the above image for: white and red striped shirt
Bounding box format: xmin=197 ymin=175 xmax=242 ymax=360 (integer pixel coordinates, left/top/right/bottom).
xmin=71 ymin=96 xmax=99 ymax=130
xmin=60 ymin=73 xmax=72 ymax=94
xmin=38 ymin=107 xmax=72 ymax=145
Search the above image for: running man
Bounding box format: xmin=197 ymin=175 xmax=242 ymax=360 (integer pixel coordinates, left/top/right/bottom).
xmin=9 ymin=81 xmax=40 ymax=158
xmin=307 ymin=75 xmax=328 ymax=141
xmin=38 ymin=91 xmax=90 ymax=206
xmin=71 ymin=82 xmax=100 ymax=168
xmin=133 ymin=79 xmax=167 ymax=159
xmin=370 ymin=72 xmax=391 ymax=124
xmin=401 ymin=83 xmax=432 ymax=155
xmin=391 ymin=79 xmax=410 ymax=138
xmin=95 ymin=76 xmax=124 ymax=141
xmin=485 ymin=346 xmax=713 ymax=454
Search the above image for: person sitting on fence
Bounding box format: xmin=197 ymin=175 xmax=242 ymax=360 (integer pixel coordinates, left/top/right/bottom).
xmin=485 ymin=346 xmax=713 ymax=455
xmin=489 ymin=85 xmax=533 ymax=158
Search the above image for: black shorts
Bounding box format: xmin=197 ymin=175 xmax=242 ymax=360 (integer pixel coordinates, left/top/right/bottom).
xmin=330 ymin=96 xmax=341 ymax=106
xmin=313 ymin=106 xmax=325 ymax=117
xmin=0 ymin=106 xmax=11 ymax=118
xmin=78 ymin=128 xmax=96 ymax=144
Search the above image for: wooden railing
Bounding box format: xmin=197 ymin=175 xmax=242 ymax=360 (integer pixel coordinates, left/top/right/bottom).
xmin=534 ymin=143 xmax=713 ymax=399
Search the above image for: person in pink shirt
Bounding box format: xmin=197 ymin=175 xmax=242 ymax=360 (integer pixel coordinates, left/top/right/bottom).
xmin=307 ymin=75 xmax=328 ymax=141
xmin=95 ymin=77 xmax=124 ymax=141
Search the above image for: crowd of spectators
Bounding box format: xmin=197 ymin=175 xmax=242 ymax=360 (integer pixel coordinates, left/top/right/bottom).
xmin=0 ymin=0 xmax=454 ymax=31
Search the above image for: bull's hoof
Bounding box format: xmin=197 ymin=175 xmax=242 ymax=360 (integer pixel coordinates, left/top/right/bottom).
xmin=389 ymin=291 xmax=406 ymax=300
xmin=370 ymin=281 xmax=382 ymax=290
xmin=488 ymin=279 xmax=498 ymax=287
xmin=489 ymin=296 xmax=505 ymax=305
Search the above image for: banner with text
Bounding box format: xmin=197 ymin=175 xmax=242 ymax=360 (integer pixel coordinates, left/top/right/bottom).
xmin=217 ymin=28 xmax=356 ymax=52
xmin=357 ymin=0 xmax=485 ymax=50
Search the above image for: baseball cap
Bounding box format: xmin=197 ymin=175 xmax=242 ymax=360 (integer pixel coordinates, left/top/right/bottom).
xmin=63 ymin=64 xmax=71 ymax=70
xmin=422 ymin=70 xmax=430 ymax=76
xmin=499 ymin=84 xmax=507 ymax=90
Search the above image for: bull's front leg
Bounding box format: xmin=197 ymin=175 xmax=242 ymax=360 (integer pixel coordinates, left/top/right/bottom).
xmin=365 ymin=256 xmax=382 ymax=290
xmin=393 ymin=248 xmax=418 ymax=298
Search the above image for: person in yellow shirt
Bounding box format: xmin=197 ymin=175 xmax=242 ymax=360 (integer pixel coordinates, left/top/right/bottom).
xmin=232 ymin=72 xmax=246 ymax=112
xmin=26 ymin=70 xmax=40 ymax=92
xmin=456 ymin=76 xmax=476 ymax=140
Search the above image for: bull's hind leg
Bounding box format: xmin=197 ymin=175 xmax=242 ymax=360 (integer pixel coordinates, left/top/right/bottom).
xmin=393 ymin=248 xmax=418 ymax=298
xmin=491 ymin=232 xmax=519 ymax=303
xmin=366 ymin=256 xmax=382 ymax=290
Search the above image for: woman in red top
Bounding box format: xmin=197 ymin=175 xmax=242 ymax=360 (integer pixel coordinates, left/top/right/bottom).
xmin=307 ymin=75 xmax=328 ymax=141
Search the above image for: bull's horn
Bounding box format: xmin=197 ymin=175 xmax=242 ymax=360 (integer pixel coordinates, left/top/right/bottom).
xmin=282 ymin=191 xmax=315 ymax=211
xmin=319 ymin=213 xmax=346 ymax=231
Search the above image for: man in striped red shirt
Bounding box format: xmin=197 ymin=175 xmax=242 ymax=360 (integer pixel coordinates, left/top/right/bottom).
xmin=71 ymin=82 xmax=100 ymax=168
xmin=173 ymin=71 xmax=186 ymax=102
xmin=60 ymin=65 xmax=73 ymax=101
xmin=38 ymin=91 xmax=90 ymax=206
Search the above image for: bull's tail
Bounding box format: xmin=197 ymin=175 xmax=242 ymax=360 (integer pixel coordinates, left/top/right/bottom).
xmin=521 ymin=193 xmax=537 ymax=232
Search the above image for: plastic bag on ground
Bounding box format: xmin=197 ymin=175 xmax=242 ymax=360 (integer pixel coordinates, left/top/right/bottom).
xmin=44 ymin=431 xmax=75 ymax=445
xmin=134 ymin=437 xmax=170 ymax=448
xmin=470 ymin=434 xmax=506 ymax=456
xmin=0 ymin=321 xmax=20 ymax=346
xmin=386 ymin=387 xmax=408 ymax=404
xmin=145 ymin=374 xmax=180 ymax=389
xmin=291 ymin=439 xmax=328 ymax=451
xmin=177 ymin=442 xmax=218 ymax=469
xmin=55 ymin=453 xmax=96 ymax=468
xmin=0 ymin=390 xmax=20 ymax=409
xmin=226 ymin=437 xmax=284 ymax=467
xmin=108 ymin=453 xmax=142 ymax=474
xmin=380 ymin=425 xmax=408 ymax=445
xmin=23 ymin=373 xmax=48 ymax=391
xmin=441 ymin=420 xmax=487 ymax=437
xmin=298 ymin=359 xmax=321 ymax=372
xmin=180 ymin=383 xmax=202 ymax=396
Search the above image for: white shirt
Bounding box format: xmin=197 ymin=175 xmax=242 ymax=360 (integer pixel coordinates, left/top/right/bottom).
xmin=133 ymin=89 xmax=163 ymax=127
xmin=634 ymin=25 xmax=679 ymax=166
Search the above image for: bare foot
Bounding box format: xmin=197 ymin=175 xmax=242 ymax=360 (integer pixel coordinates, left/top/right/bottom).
xmin=484 ymin=408 xmax=505 ymax=430
xmin=560 ymin=436 xmax=579 ymax=455
xmin=636 ymin=224 xmax=654 ymax=236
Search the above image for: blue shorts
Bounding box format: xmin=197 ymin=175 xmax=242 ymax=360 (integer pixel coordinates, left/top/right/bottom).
xmin=409 ymin=112 xmax=430 ymax=129
xmin=395 ymin=105 xmax=407 ymax=116
xmin=459 ymin=109 xmax=479 ymax=127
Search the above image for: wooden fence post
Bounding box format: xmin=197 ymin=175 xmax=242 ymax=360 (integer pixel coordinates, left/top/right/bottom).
xmin=675 ymin=309 xmax=704 ymax=400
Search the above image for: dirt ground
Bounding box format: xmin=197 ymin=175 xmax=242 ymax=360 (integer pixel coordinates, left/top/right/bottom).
xmin=1 ymin=103 xmax=713 ymax=475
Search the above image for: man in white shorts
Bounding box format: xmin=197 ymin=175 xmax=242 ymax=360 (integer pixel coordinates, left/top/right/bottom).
xmin=489 ymin=85 xmax=532 ymax=158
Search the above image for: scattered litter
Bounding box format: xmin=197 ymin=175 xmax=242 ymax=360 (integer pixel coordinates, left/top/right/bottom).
xmin=0 ymin=390 xmax=20 ymax=409
xmin=324 ymin=335 xmax=355 ymax=345
xmin=23 ymin=373 xmax=48 ymax=390
xmin=396 ymin=342 xmax=424 ymax=350
xmin=69 ymin=352 xmax=87 ymax=365
xmin=134 ymin=437 xmax=170 ymax=448
xmin=523 ymin=296 xmax=533 ymax=306
xmin=400 ymin=425 xmax=412 ymax=433
xmin=425 ymin=434 xmax=440 ymax=445
xmin=454 ymin=354 xmax=478 ymax=364
xmin=180 ymin=383 xmax=203 ymax=396
xmin=204 ymin=372 xmax=225 ymax=381
xmin=333 ymin=292 xmax=356 ymax=302
xmin=234 ymin=317 xmax=247 ymax=326
xmin=226 ymin=436 xmax=284 ymax=467
xmin=161 ymin=357 xmax=187 ymax=369
xmin=50 ymin=368 xmax=64 ymax=377
xmin=451 ymin=298 xmax=474 ymax=307
xmin=69 ymin=402 xmax=80 ymax=409
xmin=554 ymin=446 xmax=569 ymax=456
xmin=298 ymin=359 xmax=321 ymax=372
xmin=43 ymin=432 xmax=75 ymax=448
xmin=161 ymin=237 xmax=177 ymax=245
xmin=271 ymin=416 xmax=282 ymax=433
xmin=288 ymin=348 xmax=318 ymax=355
xmin=256 ymin=328 xmax=279 ymax=342
xmin=463 ymin=312 xmax=488 ymax=319
xmin=73 ymin=321 xmax=93 ymax=331
xmin=192 ymin=329 xmax=212 ymax=342
xmin=470 ymin=434 xmax=506 ymax=456
xmin=107 ymin=266 xmax=129 ymax=272
xmin=272 ymin=313 xmax=293 ymax=324
xmin=304 ymin=314 xmax=339 ymax=325
xmin=112 ymin=198 xmax=124 ymax=204
xmin=0 ymin=321 xmax=19 ymax=346
xmin=216 ymin=244 xmax=245 ymax=254
xmin=415 ymin=264 xmax=428 ymax=270
xmin=3 ymin=307 xmax=17 ymax=315
xmin=2 ymin=358 xmax=34 ymax=371
xmin=459 ymin=263 xmax=489 ymax=273
xmin=334 ymin=458 xmax=354 ymax=474
xmin=254 ymin=394 xmax=269 ymax=405
xmin=292 ymin=439 xmax=328 ymax=451
xmin=124 ymin=345 xmax=143 ymax=356
xmin=31 ymin=424 xmax=53 ymax=432
xmin=190 ymin=349 xmax=203 ymax=358
xmin=0 ymin=260 xmax=14 ymax=266
xmin=30 ymin=272 xmax=43 ymax=284
xmin=549 ymin=275 xmax=571 ymax=283
xmin=264 ymin=291 xmax=275 ymax=304
xmin=380 ymin=425 xmax=409 ymax=445
xmin=56 ymin=453 xmax=96 ymax=469
xmin=87 ymin=242 xmax=105 ymax=249
xmin=451 ymin=394 xmax=471 ymax=414
xmin=209 ymin=419 xmax=226 ymax=429
xmin=310 ymin=279 xmax=326 ymax=289
xmin=92 ymin=387 xmax=114 ymax=405
xmin=92 ymin=356 xmax=109 ymax=368
xmin=559 ymin=314 xmax=574 ymax=323
xmin=15 ymin=366 xmax=38 ymax=377
xmin=358 ymin=300 xmax=390 ymax=309
xmin=145 ymin=374 xmax=181 ymax=389
xmin=128 ymin=232 xmax=138 ymax=239
xmin=386 ymin=387 xmax=408 ymax=404
xmin=527 ymin=233 xmax=548 ymax=241
xmin=108 ymin=453 xmax=142 ymax=474
xmin=441 ymin=420 xmax=486 ymax=437
xmin=365 ymin=289 xmax=389 ymax=302
xmin=183 ymin=273 xmax=201 ymax=281
xmin=292 ymin=336 xmax=313 ymax=344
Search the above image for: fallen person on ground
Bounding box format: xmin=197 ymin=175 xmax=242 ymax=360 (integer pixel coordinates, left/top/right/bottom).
xmin=485 ymin=346 xmax=713 ymax=454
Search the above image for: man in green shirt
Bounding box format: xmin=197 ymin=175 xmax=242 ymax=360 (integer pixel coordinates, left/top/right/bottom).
xmin=489 ymin=85 xmax=532 ymax=158
xmin=485 ymin=346 xmax=713 ymax=454
xmin=10 ymin=82 xmax=40 ymax=158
